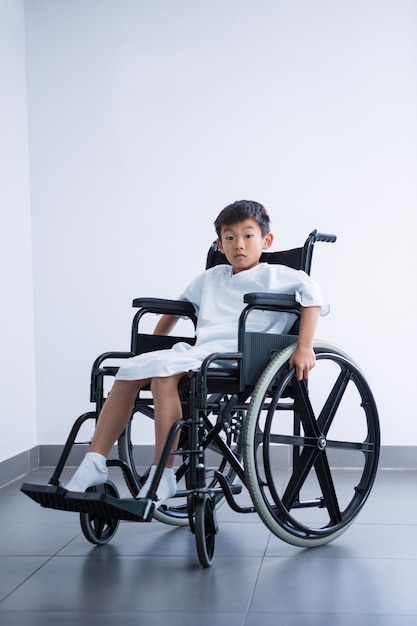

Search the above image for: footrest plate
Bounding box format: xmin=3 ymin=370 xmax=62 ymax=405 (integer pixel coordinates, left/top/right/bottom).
xmin=21 ymin=483 xmax=155 ymax=522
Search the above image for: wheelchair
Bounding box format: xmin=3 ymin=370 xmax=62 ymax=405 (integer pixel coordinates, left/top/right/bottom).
xmin=22 ymin=229 xmax=380 ymax=567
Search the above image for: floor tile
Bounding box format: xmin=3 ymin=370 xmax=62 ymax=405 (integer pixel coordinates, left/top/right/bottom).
xmin=0 ymin=555 xmax=262 ymax=612
xmin=0 ymin=519 xmax=81 ymax=556
xmin=0 ymin=612 xmax=245 ymax=626
xmin=249 ymin=555 xmax=417 ymax=615
xmin=245 ymin=614 xmax=417 ymax=626
xmin=265 ymin=522 xmax=417 ymax=559
xmin=0 ymin=557 xmax=50 ymax=603
xmin=355 ymin=491 xmax=417 ymax=525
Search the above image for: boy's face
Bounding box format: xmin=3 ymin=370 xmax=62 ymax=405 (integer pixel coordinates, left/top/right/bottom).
xmin=217 ymin=218 xmax=274 ymax=274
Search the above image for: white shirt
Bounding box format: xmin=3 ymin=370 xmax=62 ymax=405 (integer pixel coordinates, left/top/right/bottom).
xmin=180 ymin=263 xmax=329 ymax=345
xmin=116 ymin=262 xmax=329 ymax=380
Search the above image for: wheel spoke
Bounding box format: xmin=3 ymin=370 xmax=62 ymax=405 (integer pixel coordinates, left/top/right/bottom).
xmin=292 ymin=380 xmax=320 ymax=437
xmin=92 ymin=517 xmax=107 ymax=538
xmin=269 ymin=433 xmax=317 ymax=447
xmin=326 ymin=438 xmax=375 ymax=453
xmin=281 ymin=446 xmax=319 ymax=510
xmin=314 ymin=453 xmax=342 ymax=523
xmin=317 ymin=368 xmax=351 ymax=435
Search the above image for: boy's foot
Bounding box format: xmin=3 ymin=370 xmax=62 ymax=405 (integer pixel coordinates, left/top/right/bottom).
xmin=65 ymin=452 xmax=108 ymax=492
xmin=137 ymin=466 xmax=176 ymax=509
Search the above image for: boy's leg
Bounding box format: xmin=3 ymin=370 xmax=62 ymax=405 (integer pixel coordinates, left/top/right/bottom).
xmin=137 ymin=373 xmax=185 ymax=507
xmin=66 ymin=373 xmax=185 ymax=502
xmin=90 ymin=379 xmax=150 ymax=457
xmin=150 ymin=373 xmax=186 ymax=468
xmin=65 ymin=379 xmax=149 ymax=492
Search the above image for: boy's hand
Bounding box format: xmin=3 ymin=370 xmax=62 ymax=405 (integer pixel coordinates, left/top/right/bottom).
xmin=289 ymin=306 xmax=320 ymax=380
xmin=288 ymin=345 xmax=316 ymax=381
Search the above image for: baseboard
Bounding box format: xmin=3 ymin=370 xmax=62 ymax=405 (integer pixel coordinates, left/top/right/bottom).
xmin=1 ymin=444 xmax=416 ymax=490
xmin=0 ymin=447 xmax=40 ymax=489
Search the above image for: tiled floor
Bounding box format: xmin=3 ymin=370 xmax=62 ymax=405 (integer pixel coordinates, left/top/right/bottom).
xmin=0 ymin=466 xmax=416 ymax=625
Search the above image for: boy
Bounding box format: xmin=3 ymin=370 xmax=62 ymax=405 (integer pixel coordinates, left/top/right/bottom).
xmin=65 ymin=200 xmax=328 ymax=506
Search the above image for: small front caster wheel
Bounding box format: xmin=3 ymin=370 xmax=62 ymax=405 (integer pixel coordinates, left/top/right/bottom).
xmin=195 ymin=492 xmax=218 ymax=568
xmin=80 ymin=481 xmax=120 ymax=545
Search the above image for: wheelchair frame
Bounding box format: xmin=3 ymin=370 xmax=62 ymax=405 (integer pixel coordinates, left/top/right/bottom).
xmin=22 ymin=229 xmax=380 ymax=567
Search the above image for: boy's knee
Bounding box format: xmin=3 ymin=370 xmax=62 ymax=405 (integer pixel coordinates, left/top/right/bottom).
xmin=112 ymin=379 xmax=144 ymax=397
xmin=150 ymin=375 xmax=179 ymax=394
xmin=150 ymin=377 xmax=169 ymax=392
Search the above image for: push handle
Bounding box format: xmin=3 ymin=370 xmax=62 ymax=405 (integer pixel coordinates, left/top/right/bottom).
xmin=312 ymin=230 xmax=337 ymax=243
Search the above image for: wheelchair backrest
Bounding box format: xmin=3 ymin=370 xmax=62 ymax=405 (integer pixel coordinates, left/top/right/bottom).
xmin=205 ymin=229 xmax=332 ymax=275
xmin=205 ymin=229 xmax=337 ymax=386
xmin=206 ymin=245 xmax=305 ymax=272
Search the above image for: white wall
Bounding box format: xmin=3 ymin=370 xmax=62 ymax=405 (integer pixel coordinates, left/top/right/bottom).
xmin=0 ymin=0 xmax=37 ymax=462
xmin=4 ymin=0 xmax=416 ymax=458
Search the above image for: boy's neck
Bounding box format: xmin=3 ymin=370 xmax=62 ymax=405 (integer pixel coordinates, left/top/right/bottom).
xmin=232 ymin=260 xmax=260 ymax=274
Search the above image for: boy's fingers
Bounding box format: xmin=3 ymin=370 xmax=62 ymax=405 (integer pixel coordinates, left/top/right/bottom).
xmin=297 ymin=366 xmax=307 ymax=381
xmin=289 ymin=360 xmax=311 ymax=381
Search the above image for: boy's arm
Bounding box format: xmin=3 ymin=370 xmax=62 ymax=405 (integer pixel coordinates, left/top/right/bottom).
xmin=289 ymin=306 xmax=321 ymax=381
xmin=153 ymin=314 xmax=180 ymax=336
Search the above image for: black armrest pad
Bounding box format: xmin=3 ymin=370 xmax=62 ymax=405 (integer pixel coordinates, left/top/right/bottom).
xmin=132 ymin=297 xmax=196 ymax=317
xmin=243 ymin=292 xmax=301 ymax=310
xmin=92 ymin=351 xmax=135 ymax=372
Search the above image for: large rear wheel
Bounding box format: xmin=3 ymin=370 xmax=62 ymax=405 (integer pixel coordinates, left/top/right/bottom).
xmin=243 ymin=341 xmax=380 ymax=548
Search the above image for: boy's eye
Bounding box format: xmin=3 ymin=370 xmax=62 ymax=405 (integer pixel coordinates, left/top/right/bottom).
xmin=245 ymin=234 xmax=254 ymax=239
xmin=225 ymin=236 xmax=234 ymax=240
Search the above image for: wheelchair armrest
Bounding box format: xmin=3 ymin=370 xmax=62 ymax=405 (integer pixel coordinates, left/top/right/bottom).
xmin=90 ymin=351 xmax=135 ymax=403
xmin=243 ymin=293 xmax=301 ymax=312
xmin=92 ymin=351 xmax=135 ymax=372
xmin=132 ymin=297 xmax=196 ymax=319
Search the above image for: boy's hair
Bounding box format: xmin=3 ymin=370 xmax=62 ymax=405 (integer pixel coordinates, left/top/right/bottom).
xmin=214 ymin=200 xmax=270 ymax=238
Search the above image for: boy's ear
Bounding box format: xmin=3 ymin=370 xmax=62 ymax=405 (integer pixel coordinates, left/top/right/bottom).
xmin=216 ymin=238 xmax=225 ymax=253
xmin=263 ymin=232 xmax=274 ymax=250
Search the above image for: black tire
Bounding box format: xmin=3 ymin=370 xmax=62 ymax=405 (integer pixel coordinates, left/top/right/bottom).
xmin=80 ymin=481 xmax=120 ymax=545
xmin=118 ymin=406 xmax=242 ymax=527
xmin=243 ymin=341 xmax=380 ymax=548
xmin=195 ymin=492 xmax=218 ymax=567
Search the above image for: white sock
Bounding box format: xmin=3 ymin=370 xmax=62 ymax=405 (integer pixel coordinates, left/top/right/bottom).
xmin=65 ymin=452 xmax=108 ymax=492
xmin=137 ymin=465 xmax=176 ymax=509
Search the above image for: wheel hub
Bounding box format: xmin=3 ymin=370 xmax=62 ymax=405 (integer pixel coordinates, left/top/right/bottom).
xmin=318 ymin=436 xmax=327 ymax=451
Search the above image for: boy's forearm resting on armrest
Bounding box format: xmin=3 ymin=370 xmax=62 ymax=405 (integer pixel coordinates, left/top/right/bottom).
xmin=289 ymin=306 xmax=321 ymax=381
xmin=153 ymin=314 xmax=180 ymax=336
